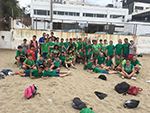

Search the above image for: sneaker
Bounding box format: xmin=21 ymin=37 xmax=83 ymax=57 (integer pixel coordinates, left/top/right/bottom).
xmin=19 ymin=66 xmax=23 ymax=69
xmin=131 ymin=77 xmax=136 ymax=80
xmin=122 ymin=76 xmax=124 ymax=79
xmin=14 ymin=62 xmax=17 ymax=64
xmin=73 ymin=67 xmax=77 ymax=69
xmin=67 ymin=71 xmax=72 ymax=75
xmin=67 ymin=68 xmax=70 ymax=70
xmin=136 ymin=71 xmax=139 ymax=75
xmin=117 ymin=71 xmax=120 ymax=74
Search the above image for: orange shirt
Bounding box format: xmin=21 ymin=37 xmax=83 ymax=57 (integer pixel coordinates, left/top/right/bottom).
xmin=27 ymin=49 xmax=35 ymax=61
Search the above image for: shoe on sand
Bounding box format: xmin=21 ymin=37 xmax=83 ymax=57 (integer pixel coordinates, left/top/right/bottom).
xmin=67 ymin=71 xmax=72 ymax=75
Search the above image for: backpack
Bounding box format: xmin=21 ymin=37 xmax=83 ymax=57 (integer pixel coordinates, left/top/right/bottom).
xmin=72 ymin=97 xmax=87 ymax=110
xmin=124 ymin=100 xmax=140 ymax=108
xmin=24 ymin=85 xmax=40 ymax=99
xmin=30 ymin=40 xmax=38 ymax=48
xmin=115 ymin=82 xmax=130 ymax=95
xmin=127 ymin=85 xmax=143 ymax=96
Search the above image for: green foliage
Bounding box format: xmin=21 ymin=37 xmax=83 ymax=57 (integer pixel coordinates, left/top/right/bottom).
xmin=1 ymin=0 xmax=21 ymax=21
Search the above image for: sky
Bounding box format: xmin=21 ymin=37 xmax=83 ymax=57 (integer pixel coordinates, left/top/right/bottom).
xmin=17 ymin=0 xmax=116 ymax=7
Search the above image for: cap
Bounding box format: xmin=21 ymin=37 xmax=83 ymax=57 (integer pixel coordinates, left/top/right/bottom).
xmin=73 ymin=38 xmax=76 ymax=40
xmin=130 ymin=40 xmax=133 ymax=42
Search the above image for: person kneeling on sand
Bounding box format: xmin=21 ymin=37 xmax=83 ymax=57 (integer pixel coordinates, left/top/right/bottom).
xmin=131 ymin=55 xmax=142 ymax=75
xmin=19 ymin=66 xmax=43 ymax=79
xmin=41 ymin=65 xmax=71 ymax=79
xmin=91 ymin=64 xmax=117 ymax=74
xmin=119 ymin=59 xmax=137 ymax=79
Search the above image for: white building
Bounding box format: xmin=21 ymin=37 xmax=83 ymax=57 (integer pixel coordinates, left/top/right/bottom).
xmin=30 ymin=0 xmax=129 ymax=33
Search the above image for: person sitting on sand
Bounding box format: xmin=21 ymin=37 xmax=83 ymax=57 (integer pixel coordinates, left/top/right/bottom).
xmin=115 ymin=55 xmax=126 ymax=71
xmin=23 ymin=54 xmax=36 ymax=70
xmin=119 ymin=59 xmax=137 ymax=79
xmin=96 ymin=52 xmax=105 ymax=68
xmin=103 ymin=55 xmax=114 ymax=70
xmin=131 ymin=55 xmax=142 ymax=75
xmin=36 ymin=55 xmax=47 ymax=69
xmin=19 ymin=66 xmax=43 ymax=79
xmin=15 ymin=45 xmax=26 ymax=67
xmin=41 ymin=65 xmax=71 ymax=79
xmin=83 ymin=58 xmax=94 ymax=71
xmin=114 ymin=55 xmax=122 ymax=71
xmin=50 ymin=56 xmax=62 ymax=71
xmin=91 ymin=64 xmax=117 ymax=74
xmin=47 ymin=52 xmax=54 ymax=66
xmin=65 ymin=55 xmax=76 ymax=70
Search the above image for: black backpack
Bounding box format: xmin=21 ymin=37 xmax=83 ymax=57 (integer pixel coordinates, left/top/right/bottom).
xmin=115 ymin=82 xmax=130 ymax=95
xmin=72 ymin=97 xmax=87 ymax=110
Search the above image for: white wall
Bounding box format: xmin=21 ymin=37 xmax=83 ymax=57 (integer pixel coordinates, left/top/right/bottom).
xmin=134 ymin=2 xmax=150 ymax=13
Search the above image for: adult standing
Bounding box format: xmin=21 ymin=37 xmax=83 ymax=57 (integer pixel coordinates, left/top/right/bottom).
xmin=128 ymin=40 xmax=137 ymax=60
xmin=122 ymin=38 xmax=130 ymax=59
xmin=92 ymin=40 xmax=101 ymax=59
xmin=39 ymin=33 xmax=46 ymax=55
xmin=49 ymin=32 xmax=56 ymax=41
xmin=114 ymin=39 xmax=123 ymax=56
xmin=29 ymin=35 xmax=38 ymax=61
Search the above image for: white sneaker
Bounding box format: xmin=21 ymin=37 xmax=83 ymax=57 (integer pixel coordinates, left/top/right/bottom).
xmin=131 ymin=77 xmax=136 ymax=80
xmin=67 ymin=71 xmax=72 ymax=75
xmin=122 ymin=76 xmax=124 ymax=79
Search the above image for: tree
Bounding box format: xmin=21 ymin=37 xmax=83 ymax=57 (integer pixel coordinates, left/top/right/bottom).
xmin=1 ymin=0 xmax=21 ymax=21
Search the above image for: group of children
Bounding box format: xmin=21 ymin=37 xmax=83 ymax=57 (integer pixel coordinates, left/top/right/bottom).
xmin=15 ymin=32 xmax=141 ymax=79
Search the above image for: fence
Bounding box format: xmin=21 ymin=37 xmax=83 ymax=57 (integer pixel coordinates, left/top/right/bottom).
xmin=0 ymin=29 xmax=150 ymax=54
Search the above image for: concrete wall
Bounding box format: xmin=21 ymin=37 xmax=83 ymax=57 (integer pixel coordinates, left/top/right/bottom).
xmin=0 ymin=29 xmax=150 ymax=54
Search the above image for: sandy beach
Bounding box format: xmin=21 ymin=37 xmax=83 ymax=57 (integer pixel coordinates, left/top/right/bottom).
xmin=0 ymin=49 xmax=150 ymax=113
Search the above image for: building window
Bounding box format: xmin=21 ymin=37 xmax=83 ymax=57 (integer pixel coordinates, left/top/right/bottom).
xmin=53 ymin=11 xmax=57 ymax=14
xmin=58 ymin=11 xmax=64 ymax=15
xmin=34 ymin=10 xmax=37 ymax=14
xmin=48 ymin=11 xmax=50 ymax=15
xmin=65 ymin=12 xmax=68 ymax=15
xmin=135 ymin=6 xmax=143 ymax=10
xmin=97 ymin=14 xmax=106 ymax=18
xmin=110 ymin=15 xmax=123 ymax=18
xmin=37 ymin=10 xmax=47 ymax=15
xmin=69 ymin=12 xmax=74 ymax=16
xmin=146 ymin=7 xmax=150 ymax=9
xmin=76 ymin=13 xmax=80 ymax=16
xmin=85 ymin=13 xmax=93 ymax=17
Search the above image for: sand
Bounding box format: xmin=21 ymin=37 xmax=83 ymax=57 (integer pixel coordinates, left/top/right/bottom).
xmin=0 ymin=49 xmax=150 ymax=113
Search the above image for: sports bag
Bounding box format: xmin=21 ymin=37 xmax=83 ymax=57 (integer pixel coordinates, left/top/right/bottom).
xmin=72 ymin=97 xmax=87 ymax=110
xmin=127 ymin=85 xmax=143 ymax=96
xmin=24 ymin=85 xmax=40 ymax=99
xmin=115 ymin=82 xmax=130 ymax=95
xmin=124 ymin=100 xmax=140 ymax=108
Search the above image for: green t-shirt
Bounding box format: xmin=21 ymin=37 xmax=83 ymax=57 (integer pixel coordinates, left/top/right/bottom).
xmin=41 ymin=43 xmax=49 ymax=53
xmin=115 ymin=58 xmax=122 ymax=66
xmin=131 ymin=59 xmax=141 ymax=66
xmin=96 ymin=56 xmax=105 ymax=64
xmin=48 ymin=42 xmax=55 ymax=52
xmin=30 ymin=69 xmax=43 ymax=77
xmin=93 ymin=67 xmax=104 ymax=73
xmin=99 ymin=43 xmax=104 ymax=49
xmin=123 ymin=43 xmax=130 ymax=54
xmin=64 ymin=42 xmax=69 ymax=49
xmin=102 ymin=44 xmax=108 ymax=52
xmin=15 ymin=50 xmax=25 ymax=58
xmin=84 ymin=62 xmax=93 ymax=70
xmin=46 ymin=53 xmax=54 ymax=59
xmin=80 ymin=108 xmax=95 ymax=113
xmin=122 ymin=60 xmax=126 ymax=65
xmin=82 ymin=52 xmax=87 ymax=58
xmin=54 ymin=60 xmax=60 ymax=67
xmin=24 ymin=58 xmax=35 ymax=66
xmin=69 ymin=55 xmax=74 ymax=60
xmin=57 ymin=42 xmax=60 ymax=46
xmin=85 ymin=45 xmax=93 ymax=52
xmin=123 ymin=64 xmax=134 ymax=73
xmin=78 ymin=51 xmax=83 ymax=57
xmin=115 ymin=44 xmax=123 ymax=55
xmin=86 ymin=51 xmax=93 ymax=59
xmin=77 ymin=42 xmax=82 ymax=50
xmin=82 ymin=41 xmax=87 ymax=49
xmin=92 ymin=44 xmax=100 ymax=53
xmin=65 ymin=59 xmax=71 ymax=62
xmin=105 ymin=59 xmax=113 ymax=67
xmin=42 ymin=69 xmax=56 ymax=77
xmin=106 ymin=45 xmax=115 ymax=56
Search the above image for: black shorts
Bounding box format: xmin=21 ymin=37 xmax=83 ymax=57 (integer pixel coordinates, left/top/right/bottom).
xmin=77 ymin=56 xmax=83 ymax=60
xmin=52 ymin=66 xmax=58 ymax=70
xmin=64 ymin=64 xmax=71 ymax=67
xmin=20 ymin=58 xmax=26 ymax=63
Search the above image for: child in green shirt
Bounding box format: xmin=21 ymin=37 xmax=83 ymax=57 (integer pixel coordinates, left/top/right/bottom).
xmin=15 ymin=45 xmax=26 ymax=66
xmin=102 ymin=39 xmax=108 ymax=57
xmin=41 ymin=66 xmax=71 ymax=79
xmin=86 ymin=47 xmax=94 ymax=61
xmin=96 ymin=52 xmax=105 ymax=68
xmin=114 ymin=55 xmax=122 ymax=71
xmin=65 ymin=55 xmax=76 ymax=70
xmin=50 ymin=56 xmax=62 ymax=71
xmin=59 ymin=52 xmax=65 ymax=66
xmin=77 ymin=49 xmax=83 ymax=64
xmin=84 ymin=58 xmax=94 ymax=71
xmin=69 ymin=52 xmax=76 ymax=65
xmin=19 ymin=66 xmax=43 ymax=79
xmin=103 ymin=55 xmax=114 ymax=70
xmin=77 ymin=38 xmax=82 ymax=50
xmin=47 ymin=52 xmax=54 ymax=66
xmin=114 ymin=39 xmax=123 ymax=56
xmin=41 ymin=38 xmax=49 ymax=59
xmin=23 ymin=54 xmax=36 ymax=70
xmin=64 ymin=38 xmax=70 ymax=52
xmin=106 ymin=40 xmax=115 ymax=59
